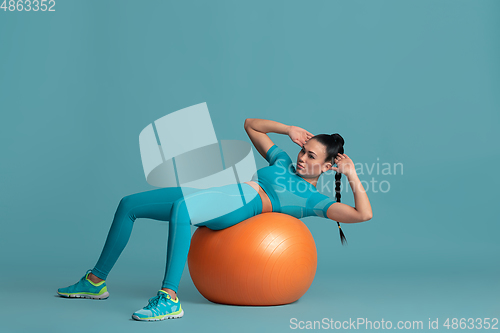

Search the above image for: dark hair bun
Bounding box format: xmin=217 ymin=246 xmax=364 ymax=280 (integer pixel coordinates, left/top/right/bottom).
xmin=330 ymin=133 xmax=345 ymax=146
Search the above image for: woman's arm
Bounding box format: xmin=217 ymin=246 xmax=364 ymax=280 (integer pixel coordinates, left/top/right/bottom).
xmin=244 ymin=118 xmax=313 ymax=159
xmin=327 ymin=155 xmax=373 ymax=223
xmin=244 ymin=118 xmax=290 ymax=159
xmin=346 ymin=172 xmax=373 ymax=220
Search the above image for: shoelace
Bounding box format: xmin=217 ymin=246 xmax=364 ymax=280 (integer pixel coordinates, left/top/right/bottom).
xmin=145 ymin=293 xmax=169 ymax=309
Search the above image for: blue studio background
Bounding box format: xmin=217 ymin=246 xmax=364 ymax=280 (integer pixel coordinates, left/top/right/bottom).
xmin=1 ymin=1 xmax=499 ymax=332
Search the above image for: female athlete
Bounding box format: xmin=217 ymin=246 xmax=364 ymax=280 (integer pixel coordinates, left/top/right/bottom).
xmin=57 ymin=118 xmax=373 ymax=321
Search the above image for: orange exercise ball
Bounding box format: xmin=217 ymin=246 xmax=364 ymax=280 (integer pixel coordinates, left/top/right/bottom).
xmin=188 ymin=212 xmax=317 ymax=306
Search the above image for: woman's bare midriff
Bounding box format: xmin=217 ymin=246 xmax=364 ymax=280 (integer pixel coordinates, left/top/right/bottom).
xmin=244 ymin=181 xmax=273 ymax=213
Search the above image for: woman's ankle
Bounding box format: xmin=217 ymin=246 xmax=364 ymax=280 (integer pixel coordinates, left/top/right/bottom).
xmin=161 ymin=288 xmax=177 ymax=300
xmin=88 ymin=272 xmax=104 ymax=283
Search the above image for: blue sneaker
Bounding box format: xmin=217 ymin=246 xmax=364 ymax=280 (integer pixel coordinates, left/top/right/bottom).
xmin=132 ymin=290 xmax=184 ymax=321
xmin=57 ymin=269 xmax=109 ymax=300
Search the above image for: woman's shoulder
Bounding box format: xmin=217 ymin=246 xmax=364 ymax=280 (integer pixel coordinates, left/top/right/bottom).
xmin=265 ymin=144 xmax=292 ymax=166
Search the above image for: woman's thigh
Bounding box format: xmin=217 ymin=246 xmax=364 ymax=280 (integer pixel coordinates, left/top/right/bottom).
xmin=184 ymin=183 xmax=263 ymax=230
xmin=121 ymin=186 xmax=201 ymax=221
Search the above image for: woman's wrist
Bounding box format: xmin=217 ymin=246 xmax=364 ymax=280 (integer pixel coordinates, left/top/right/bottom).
xmin=345 ymin=170 xmax=358 ymax=180
xmin=274 ymin=122 xmax=290 ymax=135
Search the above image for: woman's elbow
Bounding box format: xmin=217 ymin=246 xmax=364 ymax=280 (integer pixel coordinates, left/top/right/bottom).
xmin=362 ymin=212 xmax=373 ymax=222
xmin=244 ymin=118 xmax=254 ymax=129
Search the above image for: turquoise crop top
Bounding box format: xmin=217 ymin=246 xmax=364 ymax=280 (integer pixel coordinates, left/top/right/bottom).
xmin=250 ymin=144 xmax=336 ymax=219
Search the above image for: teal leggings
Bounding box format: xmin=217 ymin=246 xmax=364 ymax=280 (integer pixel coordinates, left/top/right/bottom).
xmin=91 ymin=183 xmax=262 ymax=293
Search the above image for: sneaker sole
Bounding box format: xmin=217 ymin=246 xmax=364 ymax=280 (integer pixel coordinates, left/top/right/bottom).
xmin=131 ymin=309 xmax=184 ymax=321
xmin=57 ymin=291 xmax=109 ymax=300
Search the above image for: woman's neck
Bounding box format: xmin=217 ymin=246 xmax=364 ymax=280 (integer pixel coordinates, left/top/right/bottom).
xmin=295 ymin=172 xmax=319 ymax=188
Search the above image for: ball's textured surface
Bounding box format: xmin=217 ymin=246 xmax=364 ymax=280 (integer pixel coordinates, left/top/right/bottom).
xmin=188 ymin=212 xmax=317 ymax=306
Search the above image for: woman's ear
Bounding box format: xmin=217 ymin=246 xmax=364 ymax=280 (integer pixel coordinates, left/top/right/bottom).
xmin=322 ymin=162 xmax=333 ymax=173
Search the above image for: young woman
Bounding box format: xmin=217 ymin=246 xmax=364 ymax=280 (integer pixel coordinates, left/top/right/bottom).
xmin=57 ymin=118 xmax=373 ymax=321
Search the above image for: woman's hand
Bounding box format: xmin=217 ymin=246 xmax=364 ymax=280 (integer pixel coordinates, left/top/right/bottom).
xmin=287 ymin=126 xmax=314 ymax=147
xmin=331 ymin=153 xmax=356 ymax=178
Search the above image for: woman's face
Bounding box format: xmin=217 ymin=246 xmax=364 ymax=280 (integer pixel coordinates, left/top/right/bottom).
xmin=296 ymin=139 xmax=332 ymax=178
